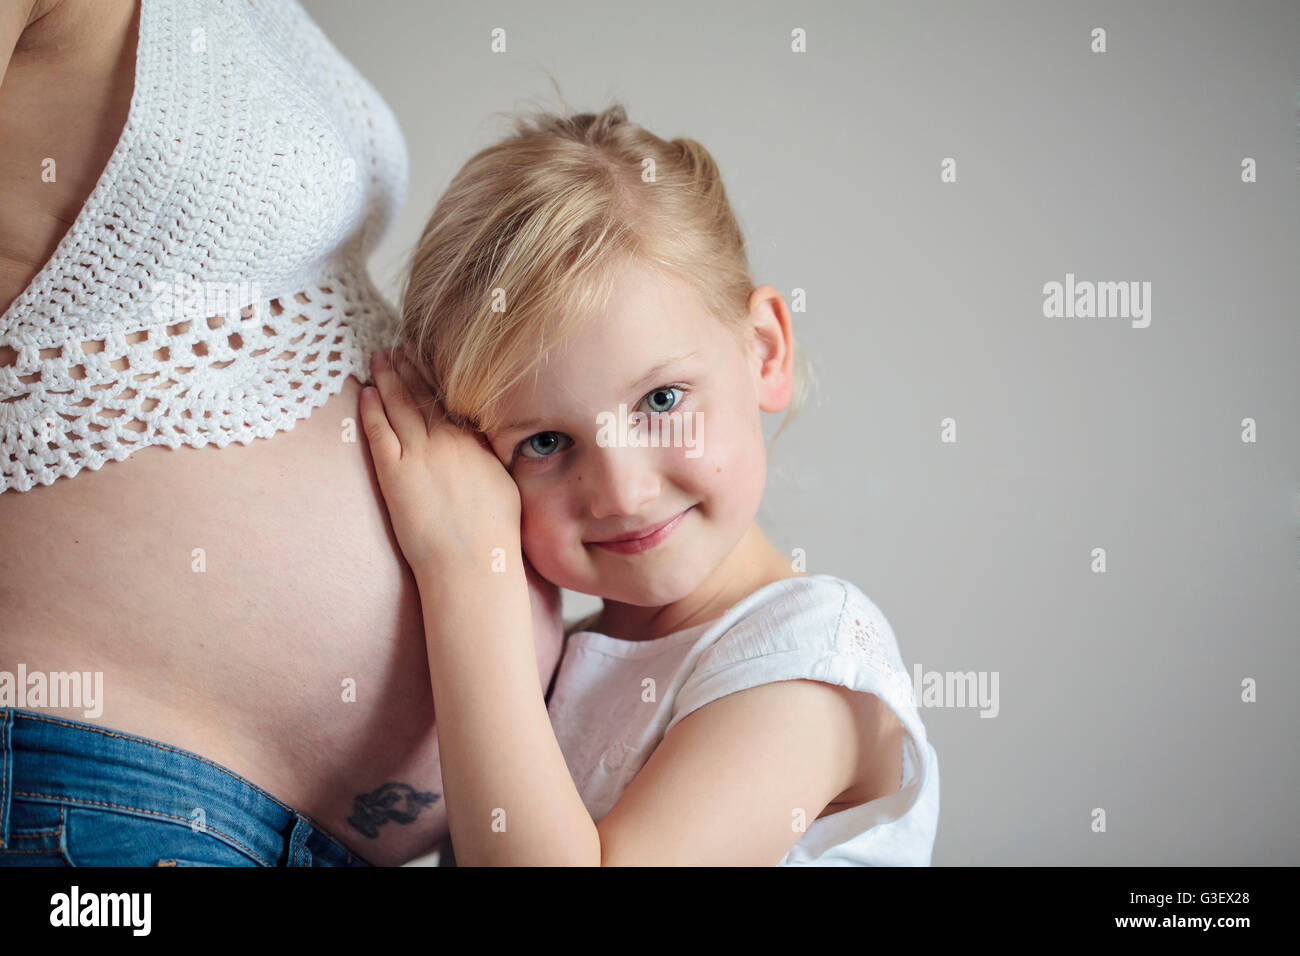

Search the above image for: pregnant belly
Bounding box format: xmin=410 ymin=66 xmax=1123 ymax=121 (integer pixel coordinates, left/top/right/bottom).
xmin=0 ymin=374 xmax=448 ymax=865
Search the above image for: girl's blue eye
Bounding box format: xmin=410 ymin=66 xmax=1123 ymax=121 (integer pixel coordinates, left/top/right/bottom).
xmin=643 ymin=385 xmax=683 ymax=414
xmin=518 ymin=431 xmax=571 ymax=461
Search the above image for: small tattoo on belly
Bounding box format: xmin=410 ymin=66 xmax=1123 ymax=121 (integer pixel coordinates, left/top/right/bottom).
xmin=347 ymin=782 xmax=441 ymax=838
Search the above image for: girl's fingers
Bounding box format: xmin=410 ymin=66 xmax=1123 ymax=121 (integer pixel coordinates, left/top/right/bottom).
xmin=359 ymin=384 xmax=403 ymax=465
xmin=370 ymin=348 xmax=428 ymax=450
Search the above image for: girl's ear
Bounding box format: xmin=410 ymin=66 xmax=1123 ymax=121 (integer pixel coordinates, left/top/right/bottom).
xmin=744 ymin=285 xmax=796 ymax=414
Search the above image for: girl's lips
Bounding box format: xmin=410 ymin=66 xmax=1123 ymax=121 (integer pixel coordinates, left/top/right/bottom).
xmin=592 ymin=506 xmax=693 ymax=554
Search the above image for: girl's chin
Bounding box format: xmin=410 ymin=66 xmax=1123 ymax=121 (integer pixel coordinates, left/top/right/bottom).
xmin=596 ymin=568 xmax=706 ymax=606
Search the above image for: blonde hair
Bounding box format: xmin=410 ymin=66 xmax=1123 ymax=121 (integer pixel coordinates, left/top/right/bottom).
xmin=397 ymin=99 xmax=815 ymax=446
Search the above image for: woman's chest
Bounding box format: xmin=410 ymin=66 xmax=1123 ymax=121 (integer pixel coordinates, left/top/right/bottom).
xmin=0 ymin=23 xmax=135 ymax=316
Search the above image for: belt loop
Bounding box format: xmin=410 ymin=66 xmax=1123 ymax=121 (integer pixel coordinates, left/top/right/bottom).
xmin=0 ymin=710 xmax=13 ymax=848
xmin=286 ymin=812 xmax=314 ymax=867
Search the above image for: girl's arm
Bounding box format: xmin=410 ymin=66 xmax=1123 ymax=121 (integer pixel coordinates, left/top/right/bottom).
xmin=594 ymin=675 xmax=903 ymax=865
xmin=416 ymin=564 xmax=598 ymax=865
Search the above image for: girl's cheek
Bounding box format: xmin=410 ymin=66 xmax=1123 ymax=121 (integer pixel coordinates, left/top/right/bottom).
xmin=690 ymin=407 xmax=754 ymax=478
xmin=519 ymin=491 xmax=568 ymax=560
xmin=686 ymin=410 xmax=767 ymax=515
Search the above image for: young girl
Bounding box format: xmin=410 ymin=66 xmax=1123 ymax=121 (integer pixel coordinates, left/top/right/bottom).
xmin=358 ymin=104 xmax=939 ymax=866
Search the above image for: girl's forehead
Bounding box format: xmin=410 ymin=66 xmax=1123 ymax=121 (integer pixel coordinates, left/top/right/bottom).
xmin=572 ymin=312 xmax=731 ymax=376
xmin=491 ymin=267 xmax=738 ymax=422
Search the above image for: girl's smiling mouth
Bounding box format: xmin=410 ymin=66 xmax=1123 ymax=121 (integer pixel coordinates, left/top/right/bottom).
xmin=588 ymin=505 xmax=695 ymax=554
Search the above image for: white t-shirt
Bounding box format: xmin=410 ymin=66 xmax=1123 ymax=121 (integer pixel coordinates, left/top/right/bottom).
xmin=546 ymin=573 xmax=940 ymax=865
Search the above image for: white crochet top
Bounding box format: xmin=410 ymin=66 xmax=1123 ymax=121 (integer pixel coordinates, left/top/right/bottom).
xmin=0 ymin=0 xmax=409 ymax=493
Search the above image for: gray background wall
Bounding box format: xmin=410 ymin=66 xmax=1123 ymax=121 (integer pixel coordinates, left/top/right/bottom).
xmin=302 ymin=0 xmax=1300 ymax=865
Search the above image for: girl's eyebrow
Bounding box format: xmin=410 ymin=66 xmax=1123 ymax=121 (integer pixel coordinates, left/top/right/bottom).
xmin=498 ymin=350 xmax=701 ymax=435
xmin=624 ymin=349 xmax=700 ymax=393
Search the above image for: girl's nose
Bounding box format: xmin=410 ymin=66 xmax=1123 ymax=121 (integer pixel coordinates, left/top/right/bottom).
xmin=582 ymin=445 xmax=662 ymax=520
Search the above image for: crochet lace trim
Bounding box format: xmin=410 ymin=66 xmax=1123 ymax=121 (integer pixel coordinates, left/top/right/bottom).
xmin=1 ymin=271 xmax=397 ymax=492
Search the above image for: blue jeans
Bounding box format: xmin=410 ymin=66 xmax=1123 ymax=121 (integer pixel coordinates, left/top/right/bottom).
xmin=0 ymin=709 xmax=373 ymax=866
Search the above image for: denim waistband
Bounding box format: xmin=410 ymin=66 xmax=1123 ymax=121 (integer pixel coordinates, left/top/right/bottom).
xmin=0 ymin=708 xmax=373 ymax=866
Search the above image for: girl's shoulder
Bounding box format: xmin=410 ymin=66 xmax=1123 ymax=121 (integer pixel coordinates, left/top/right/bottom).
xmin=665 ymin=572 xmax=927 ymax=770
xmin=730 ymin=572 xmax=893 ymax=644
xmin=698 ymin=572 xmax=911 ymax=691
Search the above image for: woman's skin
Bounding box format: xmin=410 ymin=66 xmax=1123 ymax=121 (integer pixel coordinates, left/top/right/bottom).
xmin=0 ymin=0 xmax=565 ymax=866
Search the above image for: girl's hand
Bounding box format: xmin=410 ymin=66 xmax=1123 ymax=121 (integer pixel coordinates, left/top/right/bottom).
xmin=359 ymin=345 xmax=522 ymax=580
